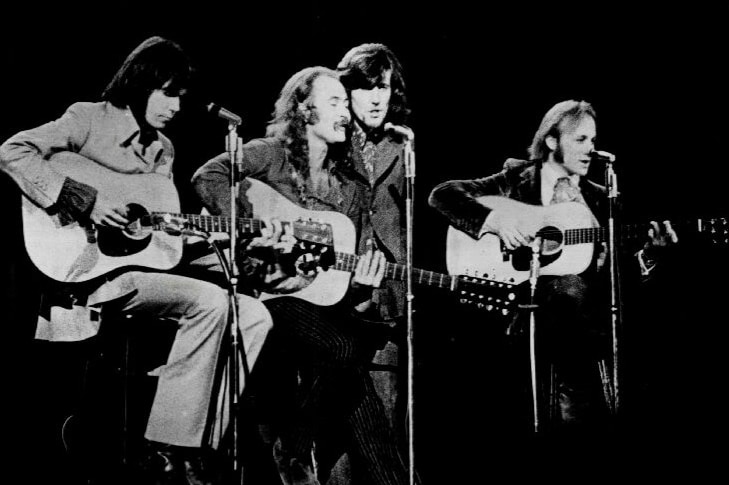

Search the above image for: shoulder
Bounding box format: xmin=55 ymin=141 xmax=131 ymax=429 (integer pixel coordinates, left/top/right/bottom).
xmin=383 ymin=129 xmax=409 ymax=151
xmin=499 ymin=158 xmax=537 ymax=184
xmin=65 ymin=101 xmax=108 ymax=118
xmin=502 ymin=158 xmax=536 ymax=173
xmin=242 ymin=137 xmax=285 ymax=160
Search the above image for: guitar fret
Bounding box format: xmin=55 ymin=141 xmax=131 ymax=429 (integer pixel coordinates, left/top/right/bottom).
xmin=329 ymin=252 xmax=475 ymax=291
xmin=149 ymin=211 xmax=271 ymax=235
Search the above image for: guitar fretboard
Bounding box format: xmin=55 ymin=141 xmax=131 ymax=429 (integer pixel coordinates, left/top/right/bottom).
xmin=544 ymin=217 xmax=727 ymax=246
xmin=334 ymin=252 xmax=454 ymax=289
xmin=148 ymin=212 xmax=267 ymax=235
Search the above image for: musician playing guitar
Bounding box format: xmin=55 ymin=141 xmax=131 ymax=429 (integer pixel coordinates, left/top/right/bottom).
xmin=193 ymin=66 xmax=416 ymax=485
xmin=428 ymin=100 xmax=677 ymax=431
xmin=0 ymin=37 xmax=273 ymax=484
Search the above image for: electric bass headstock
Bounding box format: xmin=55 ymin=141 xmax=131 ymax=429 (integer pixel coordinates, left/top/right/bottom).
xmin=455 ymin=273 xmax=519 ymax=317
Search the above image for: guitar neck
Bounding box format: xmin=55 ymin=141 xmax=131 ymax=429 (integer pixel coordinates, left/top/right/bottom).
xmin=334 ymin=252 xmax=455 ymax=289
xmin=563 ymin=217 xmax=728 ymax=246
xmin=150 ymin=212 xmax=265 ymax=236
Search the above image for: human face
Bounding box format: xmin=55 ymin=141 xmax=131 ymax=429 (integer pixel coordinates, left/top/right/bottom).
xmin=350 ymin=70 xmax=392 ymax=130
xmin=307 ymin=75 xmax=350 ymax=144
xmin=145 ymin=83 xmax=183 ymax=129
xmin=553 ymin=115 xmax=596 ymax=177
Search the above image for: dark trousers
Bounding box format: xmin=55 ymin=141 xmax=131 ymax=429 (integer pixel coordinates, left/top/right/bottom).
xmin=533 ymin=274 xmax=610 ymax=428
xmin=261 ymin=297 xmax=410 ymax=485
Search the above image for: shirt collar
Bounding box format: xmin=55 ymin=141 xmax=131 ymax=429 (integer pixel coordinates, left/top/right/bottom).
xmin=112 ymin=104 xmax=159 ymax=148
xmin=352 ymin=120 xmax=385 ymax=149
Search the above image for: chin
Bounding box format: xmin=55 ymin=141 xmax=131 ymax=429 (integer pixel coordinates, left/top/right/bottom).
xmin=330 ymin=134 xmax=346 ymax=143
xmin=367 ymin=119 xmax=384 ymax=129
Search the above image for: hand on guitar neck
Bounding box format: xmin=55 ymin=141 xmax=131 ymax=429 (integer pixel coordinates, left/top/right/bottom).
xmin=351 ymin=247 xmax=387 ymax=313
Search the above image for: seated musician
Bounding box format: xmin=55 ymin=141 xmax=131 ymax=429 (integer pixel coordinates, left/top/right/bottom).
xmin=192 ymin=66 xmax=416 ymax=485
xmin=428 ymin=100 xmax=678 ymax=430
xmin=0 ymin=36 xmax=272 ymax=484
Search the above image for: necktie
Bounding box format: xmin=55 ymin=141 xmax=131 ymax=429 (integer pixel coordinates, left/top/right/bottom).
xmin=550 ymin=177 xmax=586 ymax=205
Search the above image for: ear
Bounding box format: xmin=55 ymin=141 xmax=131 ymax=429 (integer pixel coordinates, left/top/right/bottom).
xmin=545 ymin=135 xmax=558 ymax=152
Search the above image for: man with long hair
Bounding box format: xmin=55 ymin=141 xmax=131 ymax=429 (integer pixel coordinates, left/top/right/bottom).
xmin=335 ymin=43 xmax=412 ymax=457
xmin=193 ymin=66 xmax=413 ymax=485
xmin=0 ymin=36 xmax=272 ymax=484
xmin=337 ymin=42 xmax=410 ymax=324
xmin=428 ymin=99 xmax=677 ymax=430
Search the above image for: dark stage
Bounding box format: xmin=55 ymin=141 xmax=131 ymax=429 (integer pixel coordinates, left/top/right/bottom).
xmin=2 ymin=1 xmax=728 ymax=483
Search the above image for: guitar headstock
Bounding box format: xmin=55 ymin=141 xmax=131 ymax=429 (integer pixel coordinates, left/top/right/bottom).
xmin=292 ymin=219 xmax=334 ymax=246
xmin=455 ymin=274 xmax=518 ymax=316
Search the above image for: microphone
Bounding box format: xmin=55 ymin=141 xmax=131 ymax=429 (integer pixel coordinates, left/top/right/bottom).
xmin=592 ymin=150 xmax=616 ymax=162
xmin=384 ymin=122 xmax=414 ymax=141
xmin=207 ymin=103 xmax=242 ymax=125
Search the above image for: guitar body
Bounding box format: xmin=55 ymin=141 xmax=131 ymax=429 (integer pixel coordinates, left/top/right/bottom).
xmin=446 ymin=200 xmax=598 ymax=285
xmin=244 ymin=178 xmax=356 ymax=306
xmin=22 ymin=152 xmax=182 ymax=283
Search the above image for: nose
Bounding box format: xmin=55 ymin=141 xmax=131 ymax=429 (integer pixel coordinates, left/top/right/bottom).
xmin=339 ymin=103 xmax=350 ymax=119
xmin=168 ymin=96 xmax=181 ymax=114
xmin=371 ymin=88 xmax=383 ymax=105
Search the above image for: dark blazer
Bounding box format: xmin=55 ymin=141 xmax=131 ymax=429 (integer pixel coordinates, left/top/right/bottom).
xmin=350 ymin=133 xmax=407 ymax=261
xmin=349 ymin=132 xmax=408 ymax=320
xmin=193 ymin=137 xmax=362 ymax=226
xmin=429 ymin=158 xmax=607 ymax=240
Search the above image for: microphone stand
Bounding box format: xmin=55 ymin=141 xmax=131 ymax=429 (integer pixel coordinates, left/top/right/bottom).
xmin=209 ymin=120 xmax=248 ymax=482
xmin=604 ymin=157 xmax=622 ymax=415
xmin=524 ymin=237 xmax=543 ymax=432
xmin=403 ymin=134 xmax=416 ymax=485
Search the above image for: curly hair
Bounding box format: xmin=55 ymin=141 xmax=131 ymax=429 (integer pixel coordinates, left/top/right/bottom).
xmin=102 ymin=36 xmax=192 ymax=123
xmin=265 ymin=66 xmax=351 ymax=180
xmin=337 ymin=43 xmax=410 ymax=126
xmin=528 ymin=100 xmax=596 ymax=161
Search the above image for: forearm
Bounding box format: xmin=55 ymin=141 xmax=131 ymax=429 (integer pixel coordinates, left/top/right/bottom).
xmin=0 ymin=103 xmax=91 ymax=209
xmin=191 ymin=153 xmax=234 ymax=216
xmin=47 ymin=177 xmax=98 ymax=225
xmin=428 ymin=178 xmax=496 ymax=239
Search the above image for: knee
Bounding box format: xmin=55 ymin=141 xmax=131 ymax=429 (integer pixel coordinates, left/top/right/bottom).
xmin=238 ymin=296 xmax=274 ymax=337
xmin=193 ymin=284 xmax=230 ymax=319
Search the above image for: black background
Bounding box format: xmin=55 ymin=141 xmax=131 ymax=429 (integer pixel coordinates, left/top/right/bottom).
xmin=2 ymin=1 xmax=728 ymax=483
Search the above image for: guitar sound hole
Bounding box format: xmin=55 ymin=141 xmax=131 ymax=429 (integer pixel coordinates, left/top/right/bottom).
xmin=537 ymin=225 xmax=563 ymax=255
xmin=509 ymin=226 xmax=564 ymax=272
xmin=122 ymin=204 xmax=151 ymax=240
xmin=97 ymin=203 xmax=152 ymax=257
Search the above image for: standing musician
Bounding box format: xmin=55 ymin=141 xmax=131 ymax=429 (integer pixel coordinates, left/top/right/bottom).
xmin=336 ymin=44 xmax=412 ymax=449
xmin=0 ymin=36 xmax=272 ymax=484
xmin=428 ymin=99 xmax=678 ymax=429
xmin=193 ymin=66 xmax=414 ymax=485
xmin=337 ymin=42 xmax=411 ymax=324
